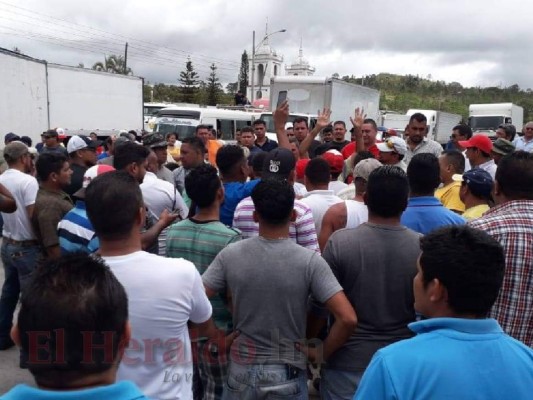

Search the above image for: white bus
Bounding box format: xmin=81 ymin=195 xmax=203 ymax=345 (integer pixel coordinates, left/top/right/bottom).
xmin=152 ymin=106 xmax=261 ymax=140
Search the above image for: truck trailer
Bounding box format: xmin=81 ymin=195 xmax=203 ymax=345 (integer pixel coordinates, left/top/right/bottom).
xmin=1 ymin=47 xmax=144 ymax=143
xmin=264 ymin=76 xmax=380 ymax=140
xmin=468 ymin=103 xmax=524 ymax=137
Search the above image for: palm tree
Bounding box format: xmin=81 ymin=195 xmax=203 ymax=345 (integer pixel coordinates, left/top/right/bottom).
xmin=92 ymin=54 xmax=132 ymax=75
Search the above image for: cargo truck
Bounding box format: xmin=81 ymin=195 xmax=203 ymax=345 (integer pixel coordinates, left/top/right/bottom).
xmin=261 ymin=76 xmax=380 ymax=141
xmin=1 ymin=47 xmax=144 ymax=143
xmin=468 ymin=103 xmax=524 ymax=137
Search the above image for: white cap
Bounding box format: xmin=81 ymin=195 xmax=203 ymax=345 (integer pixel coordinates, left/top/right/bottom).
xmin=67 ymin=135 xmax=95 ymax=153
xmin=376 ymin=137 xmax=407 ymax=156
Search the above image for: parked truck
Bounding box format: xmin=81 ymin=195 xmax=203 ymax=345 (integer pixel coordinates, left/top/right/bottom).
xmin=262 ymin=76 xmax=380 ymax=141
xmin=1 ymin=47 xmax=144 ymax=144
xmin=468 ymin=103 xmax=524 ymax=137
xmin=406 ymin=109 xmax=462 ymax=145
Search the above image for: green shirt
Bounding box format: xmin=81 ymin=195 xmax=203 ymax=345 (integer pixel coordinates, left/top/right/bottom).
xmin=166 ymin=218 xmax=241 ymax=330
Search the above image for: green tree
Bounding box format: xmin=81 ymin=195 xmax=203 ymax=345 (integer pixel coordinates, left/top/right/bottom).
xmin=92 ymin=54 xmax=132 ymax=75
xmin=238 ymin=50 xmax=249 ymax=94
xmin=179 ymin=57 xmax=201 ymax=103
xmin=226 ymin=82 xmax=238 ymax=95
xmin=206 ymin=63 xmax=223 ymax=106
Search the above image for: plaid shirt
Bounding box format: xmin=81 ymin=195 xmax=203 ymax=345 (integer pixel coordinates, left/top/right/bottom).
xmin=469 ymin=200 xmax=533 ymax=346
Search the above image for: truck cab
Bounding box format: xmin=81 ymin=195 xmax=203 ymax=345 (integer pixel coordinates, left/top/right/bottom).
xmin=468 ymin=103 xmax=524 ymax=138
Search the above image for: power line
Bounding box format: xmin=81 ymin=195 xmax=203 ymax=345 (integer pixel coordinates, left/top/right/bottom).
xmin=0 ymin=1 xmax=241 ymax=68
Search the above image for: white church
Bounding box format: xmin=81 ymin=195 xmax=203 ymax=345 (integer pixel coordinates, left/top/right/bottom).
xmin=247 ymin=33 xmax=315 ymax=102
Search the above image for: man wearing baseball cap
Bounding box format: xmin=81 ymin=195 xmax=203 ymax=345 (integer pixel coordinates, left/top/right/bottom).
xmin=322 ymin=150 xmax=348 ymax=195
xmin=491 ymin=138 xmax=515 ymax=165
xmin=233 ymin=148 xmax=319 ymax=252
xmin=65 ymin=135 xmax=98 ymax=200
xmin=58 ymin=164 xmax=115 ymax=254
xmin=376 ymin=136 xmax=408 ymax=171
xmin=459 ymin=135 xmax=496 ymax=179
xmin=454 ymin=168 xmax=493 ymax=220
xmin=40 ymin=129 xmax=68 ymax=157
xmin=142 ymin=133 xmax=174 ymax=184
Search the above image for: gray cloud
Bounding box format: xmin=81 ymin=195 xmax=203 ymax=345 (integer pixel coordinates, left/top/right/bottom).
xmin=1 ymin=0 xmax=533 ymax=88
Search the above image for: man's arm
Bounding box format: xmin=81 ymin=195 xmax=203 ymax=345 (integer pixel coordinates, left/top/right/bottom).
xmin=349 ymin=107 xmax=366 ymax=153
xmin=141 ymin=208 xmax=179 ymax=250
xmin=0 ymin=183 xmax=16 ymax=213
xmin=273 ymin=100 xmax=291 ymax=150
xmin=299 ymin=108 xmax=332 ymax=158
xmin=299 ymin=291 xmax=356 ymax=363
xmin=318 ymin=203 xmax=346 ymax=252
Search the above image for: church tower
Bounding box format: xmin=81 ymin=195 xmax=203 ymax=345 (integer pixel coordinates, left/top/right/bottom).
xmin=285 ymin=38 xmax=315 ymax=76
xmin=248 ymin=23 xmax=284 ymax=102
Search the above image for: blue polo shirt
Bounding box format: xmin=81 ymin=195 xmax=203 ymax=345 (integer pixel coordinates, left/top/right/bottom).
xmin=1 ymin=381 xmax=147 ymax=400
xmin=401 ymin=196 xmax=465 ymax=235
xmin=354 ymin=318 xmax=533 ymax=400
xmin=220 ymin=179 xmax=260 ymax=226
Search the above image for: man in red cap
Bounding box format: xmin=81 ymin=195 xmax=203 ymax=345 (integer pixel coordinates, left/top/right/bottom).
xmin=322 ymin=150 xmax=348 ymax=195
xmin=459 ymin=135 xmax=496 ymax=179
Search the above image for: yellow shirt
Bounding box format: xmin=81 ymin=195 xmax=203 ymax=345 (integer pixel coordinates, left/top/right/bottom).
xmin=463 ymin=204 xmax=490 ymax=220
xmin=435 ymin=181 xmax=465 ymax=213
xmin=167 ymin=146 xmax=180 ymax=163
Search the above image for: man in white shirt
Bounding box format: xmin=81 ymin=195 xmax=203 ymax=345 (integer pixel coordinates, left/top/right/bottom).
xmin=514 ymin=121 xmax=533 ymax=152
xmin=0 ymin=141 xmax=40 ymax=350
xmin=301 ymin=157 xmax=342 ymax=234
xmin=141 ymin=151 xmax=188 ymax=255
xmin=459 ymin=134 xmax=497 ymax=179
xmin=85 ymin=170 xmax=230 ymax=400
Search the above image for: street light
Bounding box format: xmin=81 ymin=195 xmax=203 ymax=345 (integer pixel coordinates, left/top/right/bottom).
xmin=251 ymin=28 xmax=286 ymax=104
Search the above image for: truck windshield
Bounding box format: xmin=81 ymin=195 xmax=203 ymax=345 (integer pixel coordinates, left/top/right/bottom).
xmin=468 ymin=116 xmax=504 ymax=131
xmin=154 ymin=123 xmax=197 ymax=139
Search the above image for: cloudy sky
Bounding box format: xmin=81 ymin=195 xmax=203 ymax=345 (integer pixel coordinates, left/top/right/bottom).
xmin=0 ymin=0 xmax=531 ymax=90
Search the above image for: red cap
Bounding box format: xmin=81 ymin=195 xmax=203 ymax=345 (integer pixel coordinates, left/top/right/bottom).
xmin=295 ymin=158 xmax=310 ymax=179
xmin=322 ymin=150 xmax=344 ymax=174
xmin=458 ymin=134 xmax=493 ymax=154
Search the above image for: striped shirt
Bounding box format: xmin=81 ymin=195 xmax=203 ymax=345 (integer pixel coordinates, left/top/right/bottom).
xmin=469 ymin=200 xmax=533 ymax=346
xmin=233 ymin=197 xmax=320 ymax=253
xmin=58 ymin=201 xmax=99 ymax=254
xmin=166 ymin=218 xmax=241 ymax=330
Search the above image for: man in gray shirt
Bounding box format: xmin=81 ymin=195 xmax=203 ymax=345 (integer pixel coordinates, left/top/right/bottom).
xmin=320 ymin=165 xmax=421 ymax=399
xmin=203 ymin=178 xmax=356 ymax=399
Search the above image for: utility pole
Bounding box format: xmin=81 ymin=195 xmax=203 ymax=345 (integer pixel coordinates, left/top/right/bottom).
xmin=124 ymin=42 xmax=128 ymax=75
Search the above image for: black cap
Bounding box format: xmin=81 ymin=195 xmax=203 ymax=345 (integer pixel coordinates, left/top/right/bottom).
xmin=262 ymin=148 xmax=296 ymax=179
xmin=143 ymin=133 xmax=167 ymax=149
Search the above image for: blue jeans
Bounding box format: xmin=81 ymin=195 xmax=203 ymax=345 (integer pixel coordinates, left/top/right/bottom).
xmin=222 ymin=362 xmax=307 ymax=400
xmin=0 ymin=241 xmax=42 ymax=343
xmin=320 ymin=368 xmax=363 ymax=400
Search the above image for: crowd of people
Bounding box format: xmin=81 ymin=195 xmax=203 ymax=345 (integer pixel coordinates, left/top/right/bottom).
xmin=0 ymin=103 xmax=532 ymax=400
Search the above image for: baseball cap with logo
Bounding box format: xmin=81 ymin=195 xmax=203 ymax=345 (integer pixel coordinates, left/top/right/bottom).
xmin=458 ymin=134 xmax=493 ymax=154
xmin=73 ymin=164 xmax=115 ymax=199
xmin=377 ymin=137 xmax=407 ymax=155
xmin=453 ymin=168 xmax=493 ymax=199
xmin=322 ymin=150 xmax=344 ymax=174
xmin=353 ymin=158 xmax=382 ymax=181
xmin=491 ymin=138 xmax=515 ymax=156
xmin=262 ymin=148 xmax=296 ymax=180
xmin=67 ymin=135 xmax=97 ymax=154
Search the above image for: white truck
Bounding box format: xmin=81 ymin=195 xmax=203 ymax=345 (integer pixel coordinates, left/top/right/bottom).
xmin=468 ymin=103 xmax=524 ymax=137
xmin=1 ymin=47 xmax=144 ymax=143
xmin=381 ymin=112 xmax=411 ymax=137
xmin=262 ymin=76 xmax=381 ymax=140
xmin=406 ymin=109 xmax=462 ymax=145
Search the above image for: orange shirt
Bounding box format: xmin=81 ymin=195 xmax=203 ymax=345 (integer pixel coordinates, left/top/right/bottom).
xmin=207 ymin=140 xmax=222 ymax=167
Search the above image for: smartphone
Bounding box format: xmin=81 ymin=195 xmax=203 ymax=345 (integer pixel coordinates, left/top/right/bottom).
xmin=277 ymin=90 xmax=288 ymax=107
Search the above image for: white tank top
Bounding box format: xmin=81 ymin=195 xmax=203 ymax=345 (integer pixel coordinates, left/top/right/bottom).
xmin=345 ymin=200 xmax=368 ymax=229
